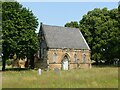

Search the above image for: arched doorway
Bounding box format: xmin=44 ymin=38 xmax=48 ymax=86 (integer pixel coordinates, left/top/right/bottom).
xmin=62 ymin=54 xmax=70 ymax=70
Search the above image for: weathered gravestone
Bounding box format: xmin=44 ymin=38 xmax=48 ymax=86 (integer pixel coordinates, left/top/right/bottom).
xmin=54 ymin=68 xmax=60 ymax=75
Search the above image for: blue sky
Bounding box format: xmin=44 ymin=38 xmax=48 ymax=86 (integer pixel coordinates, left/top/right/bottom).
xmin=18 ymin=2 xmax=119 ymax=32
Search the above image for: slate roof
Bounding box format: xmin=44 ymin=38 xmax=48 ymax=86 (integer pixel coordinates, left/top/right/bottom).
xmin=41 ymin=24 xmax=90 ymax=50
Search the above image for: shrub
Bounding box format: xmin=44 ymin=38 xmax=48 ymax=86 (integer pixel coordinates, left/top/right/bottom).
xmin=6 ymin=59 xmax=13 ymax=66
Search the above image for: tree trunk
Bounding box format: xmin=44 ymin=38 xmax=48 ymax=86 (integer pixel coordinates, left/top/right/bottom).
xmin=2 ymin=56 xmax=6 ymax=71
xmin=95 ymin=60 xmax=99 ymax=65
xmin=29 ymin=54 xmax=34 ymax=69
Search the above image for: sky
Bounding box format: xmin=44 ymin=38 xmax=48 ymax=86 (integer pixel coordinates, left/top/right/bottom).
xmin=17 ymin=1 xmax=119 ymax=32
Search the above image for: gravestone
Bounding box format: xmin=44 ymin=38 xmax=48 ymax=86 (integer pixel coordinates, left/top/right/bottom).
xmin=54 ymin=68 xmax=60 ymax=75
xmin=38 ymin=69 xmax=42 ymax=75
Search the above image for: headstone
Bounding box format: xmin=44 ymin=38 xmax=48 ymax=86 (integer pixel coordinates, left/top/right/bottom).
xmin=54 ymin=68 xmax=60 ymax=75
xmin=90 ymin=63 xmax=92 ymax=69
xmin=38 ymin=69 xmax=42 ymax=75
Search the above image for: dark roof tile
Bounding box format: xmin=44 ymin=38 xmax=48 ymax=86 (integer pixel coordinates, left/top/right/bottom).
xmin=41 ymin=24 xmax=90 ymax=50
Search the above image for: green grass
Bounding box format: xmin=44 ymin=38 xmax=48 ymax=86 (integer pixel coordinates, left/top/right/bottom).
xmin=2 ymin=67 xmax=118 ymax=88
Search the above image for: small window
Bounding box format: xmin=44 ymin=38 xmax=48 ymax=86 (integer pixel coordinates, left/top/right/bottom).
xmin=38 ymin=50 xmax=40 ymax=58
xmin=41 ymin=48 xmax=44 ymax=59
xmin=74 ymin=54 xmax=77 ymax=63
xmin=83 ymin=53 xmax=86 ymax=63
xmin=53 ymin=53 xmax=57 ymax=63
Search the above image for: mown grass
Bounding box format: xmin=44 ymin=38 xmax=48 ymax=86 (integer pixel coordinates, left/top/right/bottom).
xmin=2 ymin=67 xmax=118 ymax=88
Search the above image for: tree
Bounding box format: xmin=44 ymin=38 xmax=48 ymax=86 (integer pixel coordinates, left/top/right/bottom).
xmin=105 ymin=8 xmax=119 ymax=63
xmin=65 ymin=7 xmax=119 ymax=65
xmin=2 ymin=2 xmax=39 ymax=71
xmin=80 ymin=8 xmax=119 ymax=64
xmin=64 ymin=21 xmax=79 ymax=28
xmin=0 ymin=2 xmax=2 ymax=54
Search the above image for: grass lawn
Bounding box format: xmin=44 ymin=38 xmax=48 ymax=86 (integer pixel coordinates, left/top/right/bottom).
xmin=2 ymin=67 xmax=118 ymax=88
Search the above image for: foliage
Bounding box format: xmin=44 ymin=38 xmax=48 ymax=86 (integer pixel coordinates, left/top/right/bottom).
xmin=0 ymin=1 xmax=2 ymax=54
xmin=65 ymin=21 xmax=79 ymax=28
xmin=80 ymin=8 xmax=119 ymax=64
xmin=65 ymin=7 xmax=119 ymax=64
xmin=2 ymin=2 xmax=39 ymax=70
xmin=6 ymin=59 xmax=12 ymax=66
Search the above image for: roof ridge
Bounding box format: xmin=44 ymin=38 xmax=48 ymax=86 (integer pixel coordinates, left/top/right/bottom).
xmin=43 ymin=24 xmax=79 ymax=30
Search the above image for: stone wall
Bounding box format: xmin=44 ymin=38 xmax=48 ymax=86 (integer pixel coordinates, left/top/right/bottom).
xmin=46 ymin=48 xmax=91 ymax=70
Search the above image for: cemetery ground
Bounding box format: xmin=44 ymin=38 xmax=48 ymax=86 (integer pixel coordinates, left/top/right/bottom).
xmin=2 ymin=66 xmax=118 ymax=88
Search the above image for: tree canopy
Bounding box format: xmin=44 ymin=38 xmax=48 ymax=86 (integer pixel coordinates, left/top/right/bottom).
xmin=2 ymin=1 xmax=39 ymax=70
xmin=65 ymin=7 xmax=119 ymax=65
xmin=65 ymin=21 xmax=79 ymax=28
xmin=0 ymin=1 xmax=2 ymax=55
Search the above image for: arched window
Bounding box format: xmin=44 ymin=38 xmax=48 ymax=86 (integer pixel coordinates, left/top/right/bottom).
xmin=83 ymin=53 xmax=86 ymax=63
xmin=64 ymin=55 xmax=68 ymax=61
xmin=53 ymin=53 xmax=57 ymax=63
xmin=74 ymin=54 xmax=77 ymax=63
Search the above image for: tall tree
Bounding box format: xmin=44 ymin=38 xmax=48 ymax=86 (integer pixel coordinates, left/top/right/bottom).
xmin=117 ymin=4 xmax=120 ymax=61
xmin=80 ymin=8 xmax=119 ymax=64
xmin=2 ymin=2 xmax=39 ymax=71
xmin=105 ymin=8 xmax=119 ymax=63
xmin=0 ymin=2 xmax=2 ymax=54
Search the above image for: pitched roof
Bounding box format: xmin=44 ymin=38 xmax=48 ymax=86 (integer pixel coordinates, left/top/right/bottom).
xmin=41 ymin=24 xmax=90 ymax=50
